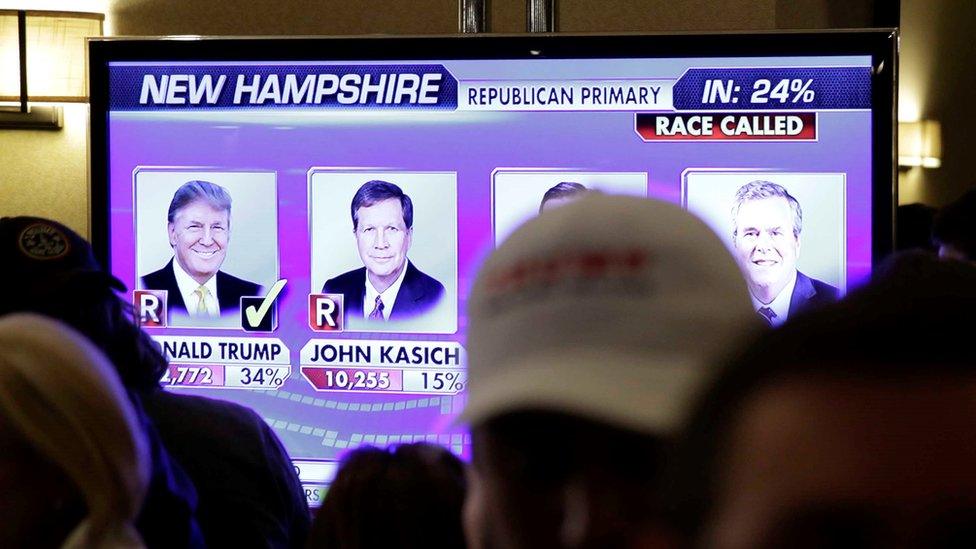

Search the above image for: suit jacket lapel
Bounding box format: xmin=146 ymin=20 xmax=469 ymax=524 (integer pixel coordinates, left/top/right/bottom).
xmin=787 ymin=271 xmax=816 ymax=318
xmin=164 ymin=259 xmax=188 ymax=312
xmin=348 ymin=268 xmax=367 ymax=317
xmin=390 ymin=262 xmax=423 ymax=320
xmin=216 ymin=271 xmax=235 ymax=312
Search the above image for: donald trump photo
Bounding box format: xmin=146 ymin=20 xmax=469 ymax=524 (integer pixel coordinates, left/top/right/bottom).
xmin=141 ymin=180 xmax=263 ymax=326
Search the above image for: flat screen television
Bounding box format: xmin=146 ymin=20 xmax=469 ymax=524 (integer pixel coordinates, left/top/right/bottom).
xmin=89 ymin=31 xmax=896 ymax=506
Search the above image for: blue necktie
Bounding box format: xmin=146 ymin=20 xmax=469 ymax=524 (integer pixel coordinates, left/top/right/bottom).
xmin=757 ymin=306 xmax=776 ymax=326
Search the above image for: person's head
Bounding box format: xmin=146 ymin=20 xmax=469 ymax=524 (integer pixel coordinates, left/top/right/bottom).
xmin=167 ymin=180 xmax=232 ymax=285
xmin=731 ymin=181 xmax=803 ymax=304
xmin=896 ymin=203 xmax=937 ymax=253
xmin=0 ymin=314 xmax=148 ymax=548
xmin=467 ymin=411 xmax=671 ymax=549
xmin=463 ymin=194 xmax=757 ymax=548
xmin=349 ymin=180 xmax=414 ymax=288
xmin=932 ymin=187 xmax=976 ymax=260
xmin=669 ymin=252 xmax=976 ymax=548
xmin=539 ymin=181 xmax=589 ymax=213
xmin=307 ymin=443 xmax=466 ymax=549
xmin=0 ymin=216 xmax=168 ymax=393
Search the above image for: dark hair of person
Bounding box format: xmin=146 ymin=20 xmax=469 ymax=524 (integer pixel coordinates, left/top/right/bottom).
xmin=896 ymin=203 xmax=937 ymax=252
xmin=475 ymin=410 xmax=667 ymax=547
xmin=307 ymin=442 xmax=466 ymax=549
xmin=539 ymin=182 xmax=588 ymax=213
xmin=0 ymin=275 xmax=167 ymax=394
xmin=350 ymin=180 xmax=413 ymax=230
xmin=664 ymin=251 xmax=976 ymax=540
xmin=932 ymin=187 xmax=976 ymax=259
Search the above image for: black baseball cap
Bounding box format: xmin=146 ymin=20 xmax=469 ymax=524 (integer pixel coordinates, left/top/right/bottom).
xmin=0 ymin=216 xmax=126 ymax=295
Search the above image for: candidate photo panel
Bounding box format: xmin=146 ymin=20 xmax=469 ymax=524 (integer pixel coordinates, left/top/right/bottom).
xmin=134 ymin=170 xmax=279 ymax=330
xmin=683 ymin=170 xmax=846 ymax=327
xmin=309 ymin=169 xmax=458 ymax=334
xmin=492 ymin=170 xmax=648 ymax=245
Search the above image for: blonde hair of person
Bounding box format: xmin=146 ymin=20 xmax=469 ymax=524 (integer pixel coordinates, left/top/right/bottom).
xmin=0 ymin=314 xmax=149 ymax=548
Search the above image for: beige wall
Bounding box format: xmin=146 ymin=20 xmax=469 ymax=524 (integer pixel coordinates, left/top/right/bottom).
xmin=0 ymin=0 xmax=782 ymax=238
xmin=898 ymin=0 xmax=976 ymax=206
xmin=108 ymin=0 xmax=776 ymax=36
xmin=0 ymin=104 xmax=90 ymax=236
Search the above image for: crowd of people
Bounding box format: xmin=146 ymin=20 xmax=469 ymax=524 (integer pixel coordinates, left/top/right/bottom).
xmin=2 ymin=187 xmax=974 ymax=548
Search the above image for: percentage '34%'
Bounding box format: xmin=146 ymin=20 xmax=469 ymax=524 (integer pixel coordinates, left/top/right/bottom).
xmin=162 ymin=364 xmax=289 ymax=388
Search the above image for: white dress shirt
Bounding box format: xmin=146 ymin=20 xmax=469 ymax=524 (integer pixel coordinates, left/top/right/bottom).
xmin=363 ymin=263 xmax=409 ymax=321
xmin=750 ymin=269 xmax=797 ymax=327
xmin=172 ymin=260 xmax=220 ymax=317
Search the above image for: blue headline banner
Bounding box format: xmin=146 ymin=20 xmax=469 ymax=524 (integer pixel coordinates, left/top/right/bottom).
xmin=109 ymin=64 xmax=458 ymax=111
xmin=672 ymin=67 xmax=872 ymax=110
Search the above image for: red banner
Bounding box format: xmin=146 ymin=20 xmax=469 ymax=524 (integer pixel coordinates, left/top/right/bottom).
xmin=636 ymin=112 xmax=817 ymax=141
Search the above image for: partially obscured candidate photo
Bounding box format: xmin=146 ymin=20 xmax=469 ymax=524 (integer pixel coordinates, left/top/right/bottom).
xmin=309 ymin=170 xmax=457 ymax=334
xmin=492 ymin=170 xmax=647 ymax=244
xmin=135 ymin=170 xmax=278 ymax=329
xmin=684 ymin=171 xmax=846 ymax=327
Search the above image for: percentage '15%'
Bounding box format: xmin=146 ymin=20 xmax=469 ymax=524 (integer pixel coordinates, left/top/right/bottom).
xmin=304 ymin=367 xmax=466 ymax=395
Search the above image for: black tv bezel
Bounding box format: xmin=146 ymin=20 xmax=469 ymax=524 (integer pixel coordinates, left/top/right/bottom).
xmin=88 ymin=30 xmax=896 ymax=273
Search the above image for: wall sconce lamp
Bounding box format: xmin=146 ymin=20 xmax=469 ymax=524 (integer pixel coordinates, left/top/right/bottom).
xmin=898 ymin=120 xmax=942 ymax=169
xmin=0 ymin=9 xmax=103 ymax=129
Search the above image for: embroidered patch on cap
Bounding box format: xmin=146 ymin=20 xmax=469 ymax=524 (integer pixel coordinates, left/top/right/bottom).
xmin=18 ymin=223 xmax=70 ymax=260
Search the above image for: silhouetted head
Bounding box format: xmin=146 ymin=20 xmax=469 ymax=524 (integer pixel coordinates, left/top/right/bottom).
xmin=670 ymin=252 xmax=976 ymax=548
xmin=308 ymin=443 xmax=466 ymax=549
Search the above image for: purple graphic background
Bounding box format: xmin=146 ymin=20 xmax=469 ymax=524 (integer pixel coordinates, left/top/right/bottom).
xmin=106 ymin=58 xmax=874 ymax=464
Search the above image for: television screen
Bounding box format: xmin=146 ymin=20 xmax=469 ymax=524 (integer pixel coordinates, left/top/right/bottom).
xmin=89 ymin=32 xmax=895 ymax=505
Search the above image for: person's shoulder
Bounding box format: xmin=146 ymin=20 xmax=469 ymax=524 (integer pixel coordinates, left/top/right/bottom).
xmin=141 ymin=261 xmax=174 ymax=288
xmin=142 ymin=390 xmax=310 ymax=546
xmin=323 ymin=267 xmax=366 ymax=292
xmin=406 ymin=262 xmax=445 ymax=295
xmin=217 ymin=270 xmax=262 ymax=295
xmin=798 ymin=271 xmax=840 ymax=301
xmin=810 ymin=277 xmax=840 ymax=300
xmin=144 ymin=389 xmax=265 ymax=429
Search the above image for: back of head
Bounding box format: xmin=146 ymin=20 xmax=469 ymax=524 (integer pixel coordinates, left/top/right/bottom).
xmin=0 ymin=216 xmax=167 ymax=393
xmin=669 ymin=252 xmax=976 ymax=545
xmin=932 ymin=187 xmax=976 ymax=259
xmin=896 ymin=203 xmax=937 ymax=252
xmin=307 ymin=443 xmax=465 ymax=549
xmin=470 ymin=410 xmax=670 ymax=549
xmin=0 ymin=313 xmax=149 ymax=548
xmin=462 ymin=194 xmax=756 ymax=548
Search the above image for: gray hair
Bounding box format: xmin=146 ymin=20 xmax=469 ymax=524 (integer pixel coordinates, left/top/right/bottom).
xmin=167 ymin=180 xmax=232 ymax=224
xmin=731 ymin=180 xmax=802 ymax=238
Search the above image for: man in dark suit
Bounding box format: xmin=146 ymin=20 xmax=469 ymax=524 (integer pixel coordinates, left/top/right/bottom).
xmin=141 ymin=180 xmax=262 ymax=326
xmin=731 ymin=180 xmax=839 ymax=327
xmin=322 ymin=180 xmax=444 ymax=324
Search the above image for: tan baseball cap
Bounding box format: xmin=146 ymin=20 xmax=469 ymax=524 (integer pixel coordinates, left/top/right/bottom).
xmin=461 ymin=193 xmax=758 ymax=434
